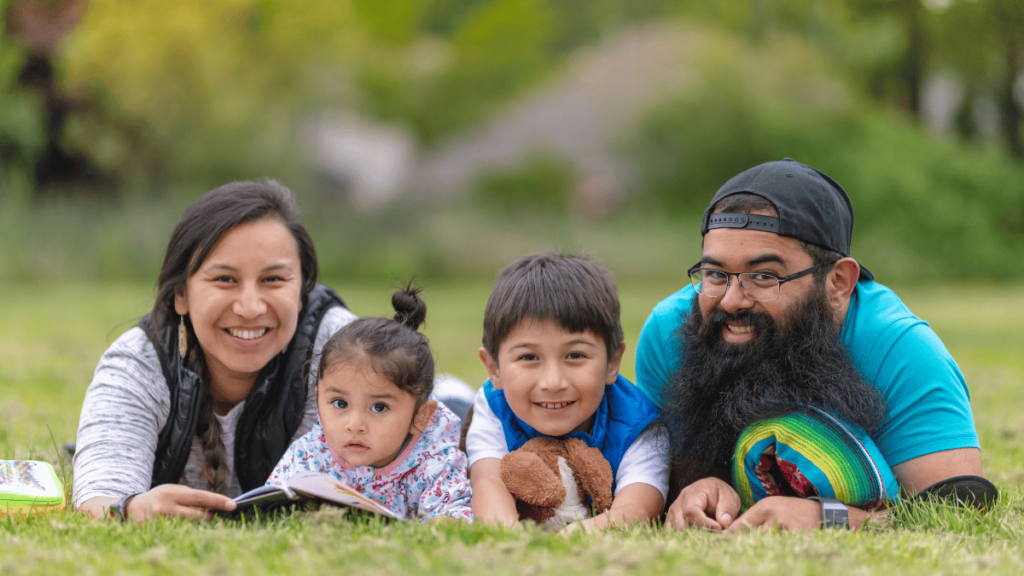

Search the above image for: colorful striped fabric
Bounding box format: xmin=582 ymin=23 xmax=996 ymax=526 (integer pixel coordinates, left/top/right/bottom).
xmin=732 ymin=407 xmax=899 ymax=510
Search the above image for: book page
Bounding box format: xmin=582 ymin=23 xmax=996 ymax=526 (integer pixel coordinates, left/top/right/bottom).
xmin=232 ymin=484 xmax=296 ymax=506
xmin=286 ymin=471 xmax=405 ymax=520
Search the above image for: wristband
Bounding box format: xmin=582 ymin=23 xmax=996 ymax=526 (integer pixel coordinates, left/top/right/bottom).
xmin=806 ymin=496 xmax=849 ymax=529
xmin=109 ymin=493 xmax=139 ymax=523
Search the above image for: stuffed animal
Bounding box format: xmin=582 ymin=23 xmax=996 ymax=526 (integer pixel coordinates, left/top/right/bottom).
xmin=499 ymin=437 xmax=614 ymax=530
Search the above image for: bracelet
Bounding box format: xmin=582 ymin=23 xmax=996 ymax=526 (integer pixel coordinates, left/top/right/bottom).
xmin=109 ymin=493 xmax=140 ymax=523
xmin=806 ymin=496 xmax=849 ymax=529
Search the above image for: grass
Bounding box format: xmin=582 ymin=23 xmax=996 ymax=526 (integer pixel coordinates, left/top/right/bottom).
xmin=2 ymin=279 xmax=1024 ymax=575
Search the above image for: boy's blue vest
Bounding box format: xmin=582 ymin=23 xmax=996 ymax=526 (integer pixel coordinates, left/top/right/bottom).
xmin=483 ymin=374 xmax=660 ymax=487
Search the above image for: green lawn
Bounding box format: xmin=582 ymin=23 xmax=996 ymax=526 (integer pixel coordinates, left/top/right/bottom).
xmin=2 ymin=280 xmax=1023 ymax=575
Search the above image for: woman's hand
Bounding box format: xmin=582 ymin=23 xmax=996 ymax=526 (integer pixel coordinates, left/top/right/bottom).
xmin=79 ymin=485 xmax=237 ymax=522
xmin=126 ymin=484 xmax=237 ymax=522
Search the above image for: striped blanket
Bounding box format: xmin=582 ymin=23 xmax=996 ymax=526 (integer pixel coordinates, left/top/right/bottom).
xmin=732 ymin=407 xmax=899 ymax=510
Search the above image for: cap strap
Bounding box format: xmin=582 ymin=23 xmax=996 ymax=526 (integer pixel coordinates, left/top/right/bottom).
xmin=707 ymin=212 xmax=780 ymax=233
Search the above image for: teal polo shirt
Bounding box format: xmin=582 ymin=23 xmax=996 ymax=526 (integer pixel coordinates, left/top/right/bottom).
xmin=634 ymin=280 xmax=979 ymax=468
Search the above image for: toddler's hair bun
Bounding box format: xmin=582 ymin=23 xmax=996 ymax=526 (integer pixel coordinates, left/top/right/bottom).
xmin=392 ymin=284 xmax=426 ymax=330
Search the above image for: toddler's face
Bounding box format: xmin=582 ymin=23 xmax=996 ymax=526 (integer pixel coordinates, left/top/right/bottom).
xmin=317 ymin=362 xmax=427 ymax=468
xmin=480 ymin=319 xmax=622 ymax=437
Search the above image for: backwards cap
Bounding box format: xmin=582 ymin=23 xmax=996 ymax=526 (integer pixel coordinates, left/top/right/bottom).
xmin=700 ymin=158 xmax=872 ymax=280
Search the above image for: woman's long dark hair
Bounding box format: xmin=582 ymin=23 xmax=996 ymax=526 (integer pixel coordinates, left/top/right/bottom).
xmin=151 ymin=180 xmax=319 ymax=493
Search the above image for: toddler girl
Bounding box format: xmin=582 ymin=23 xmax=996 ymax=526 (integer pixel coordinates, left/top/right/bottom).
xmin=267 ymin=287 xmax=472 ymax=521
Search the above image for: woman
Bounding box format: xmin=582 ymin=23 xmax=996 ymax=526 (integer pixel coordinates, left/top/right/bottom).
xmin=73 ymin=180 xmax=357 ymax=521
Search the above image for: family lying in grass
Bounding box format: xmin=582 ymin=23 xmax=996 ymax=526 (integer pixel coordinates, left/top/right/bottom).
xmin=71 ymin=160 xmax=993 ymax=530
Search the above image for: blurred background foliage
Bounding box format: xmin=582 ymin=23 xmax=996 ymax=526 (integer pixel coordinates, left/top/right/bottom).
xmin=1 ymin=0 xmax=1023 ymax=284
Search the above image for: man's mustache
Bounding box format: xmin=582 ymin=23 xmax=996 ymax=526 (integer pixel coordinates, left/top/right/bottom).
xmin=702 ymin=308 xmax=775 ymax=338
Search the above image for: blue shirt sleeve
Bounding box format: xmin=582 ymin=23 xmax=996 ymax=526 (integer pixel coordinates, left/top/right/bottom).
xmin=635 ymin=286 xmax=695 ymax=407
xmin=864 ymin=323 xmax=979 ymax=466
xmin=842 ymin=282 xmax=979 ymax=467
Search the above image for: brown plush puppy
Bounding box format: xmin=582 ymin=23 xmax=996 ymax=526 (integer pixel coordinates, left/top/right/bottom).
xmin=499 ymin=437 xmax=613 ymax=530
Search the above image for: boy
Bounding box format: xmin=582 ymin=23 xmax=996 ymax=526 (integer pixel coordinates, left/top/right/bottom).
xmin=466 ymin=252 xmax=668 ymax=531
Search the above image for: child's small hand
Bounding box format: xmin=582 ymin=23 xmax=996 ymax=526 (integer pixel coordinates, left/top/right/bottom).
xmin=558 ymin=521 xmax=583 ymax=535
xmin=558 ymin=518 xmax=596 ymax=535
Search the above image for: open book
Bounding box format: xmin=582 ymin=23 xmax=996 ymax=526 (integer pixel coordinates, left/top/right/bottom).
xmin=227 ymin=470 xmax=405 ymax=520
xmin=1 ymin=460 xmax=66 ymax=516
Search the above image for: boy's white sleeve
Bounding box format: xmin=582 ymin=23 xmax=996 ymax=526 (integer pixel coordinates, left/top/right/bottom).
xmin=465 ymin=387 xmax=509 ymax=467
xmin=614 ymin=424 xmax=669 ymax=499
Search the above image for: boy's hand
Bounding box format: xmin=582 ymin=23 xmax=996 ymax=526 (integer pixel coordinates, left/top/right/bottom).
xmin=664 ymin=477 xmax=740 ymax=531
xmin=470 ymin=458 xmax=521 ymax=527
xmin=559 ymin=520 xmax=586 ymax=535
xmin=581 ymin=482 xmax=664 ymax=531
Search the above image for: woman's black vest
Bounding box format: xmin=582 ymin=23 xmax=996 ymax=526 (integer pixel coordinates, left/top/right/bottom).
xmin=139 ymin=284 xmax=346 ymax=492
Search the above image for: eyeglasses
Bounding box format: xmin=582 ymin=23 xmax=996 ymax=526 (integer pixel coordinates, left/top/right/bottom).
xmin=686 ymin=262 xmax=828 ymax=302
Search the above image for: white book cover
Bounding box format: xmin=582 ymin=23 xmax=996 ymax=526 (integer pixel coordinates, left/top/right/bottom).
xmin=0 ymin=460 xmax=66 ymax=514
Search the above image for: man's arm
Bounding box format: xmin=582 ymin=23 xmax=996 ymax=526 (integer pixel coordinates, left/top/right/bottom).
xmin=892 ymin=448 xmax=983 ymax=494
xmin=469 ymin=458 xmax=519 ymax=526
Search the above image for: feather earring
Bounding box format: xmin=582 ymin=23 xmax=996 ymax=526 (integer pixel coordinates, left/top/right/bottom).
xmin=178 ymin=315 xmax=187 ymax=359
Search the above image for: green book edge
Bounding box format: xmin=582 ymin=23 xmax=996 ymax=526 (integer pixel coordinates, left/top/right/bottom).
xmin=0 ymin=461 xmax=67 ymax=513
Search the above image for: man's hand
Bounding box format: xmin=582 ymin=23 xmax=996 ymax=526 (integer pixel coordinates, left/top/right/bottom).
xmin=664 ymin=477 xmax=740 ymax=531
xmin=728 ymin=496 xmax=876 ymax=532
xmin=727 ymin=496 xmax=820 ymax=532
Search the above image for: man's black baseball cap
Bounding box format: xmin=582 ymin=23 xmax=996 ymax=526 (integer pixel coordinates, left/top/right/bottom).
xmin=700 ymin=159 xmax=873 ymax=280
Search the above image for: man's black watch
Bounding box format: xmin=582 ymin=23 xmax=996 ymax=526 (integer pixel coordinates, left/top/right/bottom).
xmin=807 ymin=496 xmax=849 ymax=529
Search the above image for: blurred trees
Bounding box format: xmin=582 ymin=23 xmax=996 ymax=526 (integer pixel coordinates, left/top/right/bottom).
xmin=680 ymin=0 xmax=1024 ymax=158
xmin=354 ymin=0 xmax=685 ymax=144
xmin=932 ymin=0 xmax=1024 ymax=157
xmin=0 ymin=0 xmax=1021 ymax=199
xmin=1 ymin=0 xmax=88 ymax=197
xmin=622 ymin=22 xmax=1024 ymax=280
xmin=59 ymin=0 xmax=370 ymax=192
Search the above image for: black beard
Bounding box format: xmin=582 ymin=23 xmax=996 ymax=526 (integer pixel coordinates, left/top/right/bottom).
xmin=661 ymin=282 xmax=886 ymax=489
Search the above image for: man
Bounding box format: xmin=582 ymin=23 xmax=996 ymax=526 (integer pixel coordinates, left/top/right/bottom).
xmin=635 ymin=159 xmax=984 ymax=531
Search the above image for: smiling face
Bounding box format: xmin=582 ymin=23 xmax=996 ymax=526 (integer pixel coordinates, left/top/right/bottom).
xmin=480 ymin=318 xmax=623 ymax=437
xmin=316 ymin=362 xmax=429 ymax=468
xmin=174 ymin=218 xmax=303 ymax=413
xmin=698 ymin=225 xmax=822 ymax=344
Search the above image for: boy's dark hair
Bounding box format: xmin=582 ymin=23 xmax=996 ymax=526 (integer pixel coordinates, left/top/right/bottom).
xmin=318 ymin=285 xmax=434 ymax=404
xmin=482 ymin=252 xmax=623 ymax=362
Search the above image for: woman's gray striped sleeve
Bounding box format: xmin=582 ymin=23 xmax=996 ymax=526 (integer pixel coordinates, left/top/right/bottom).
xmin=72 ymin=327 xmax=171 ymax=508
